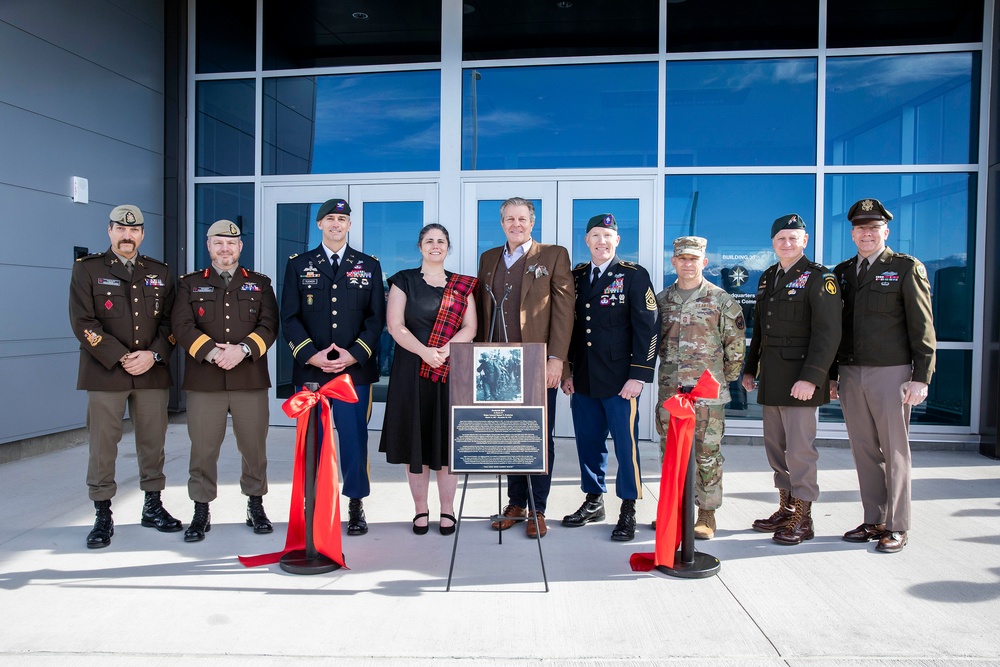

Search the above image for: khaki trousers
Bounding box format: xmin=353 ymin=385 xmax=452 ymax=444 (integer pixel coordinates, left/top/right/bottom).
xmin=762 ymin=405 xmax=820 ymax=502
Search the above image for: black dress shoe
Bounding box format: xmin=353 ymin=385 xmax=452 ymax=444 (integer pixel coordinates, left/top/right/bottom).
xmin=86 ymin=499 xmax=114 ymax=549
xmin=876 ymin=530 xmax=908 ymax=553
xmin=412 ymin=512 xmax=429 ymax=535
xmin=140 ymin=491 xmax=183 ymax=532
xmin=184 ymin=502 xmax=211 ymax=542
xmin=611 ymin=499 xmax=636 ymax=542
xmin=439 ymin=513 xmax=457 ymax=536
xmin=562 ymin=493 xmax=605 ymax=527
xmin=348 ymin=498 xmax=368 ymax=536
xmin=246 ymin=495 xmax=273 ymax=534
xmin=843 ymin=522 xmax=885 ymax=543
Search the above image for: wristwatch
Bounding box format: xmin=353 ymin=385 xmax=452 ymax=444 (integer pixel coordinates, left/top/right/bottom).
xmin=152 ymin=352 xmax=162 ymax=363
xmin=240 ymin=343 xmax=251 ymax=357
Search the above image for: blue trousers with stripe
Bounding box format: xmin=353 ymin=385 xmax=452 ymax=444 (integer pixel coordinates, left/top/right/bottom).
xmin=305 ymin=383 xmax=372 ymax=500
xmin=569 ymin=392 xmax=642 ymax=500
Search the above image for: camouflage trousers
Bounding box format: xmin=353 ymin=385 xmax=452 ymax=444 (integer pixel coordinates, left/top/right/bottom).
xmin=659 ymin=403 xmax=725 ymax=510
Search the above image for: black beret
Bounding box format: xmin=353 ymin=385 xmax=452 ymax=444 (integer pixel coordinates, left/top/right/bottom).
xmin=586 ymin=213 xmax=617 ymax=233
xmin=317 ymin=198 xmax=351 ymax=220
xmin=847 ymin=198 xmax=893 ymax=224
xmin=770 ymin=213 xmax=806 ymax=238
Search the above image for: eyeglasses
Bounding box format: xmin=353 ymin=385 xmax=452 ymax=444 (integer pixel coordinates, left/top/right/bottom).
xmin=852 ymin=224 xmax=886 ymax=234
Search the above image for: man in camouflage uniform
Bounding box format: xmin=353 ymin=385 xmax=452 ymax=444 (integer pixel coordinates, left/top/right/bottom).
xmin=655 ymin=236 xmax=745 ymax=539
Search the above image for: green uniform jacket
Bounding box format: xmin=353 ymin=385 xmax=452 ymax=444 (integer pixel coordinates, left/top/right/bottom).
xmin=172 ymin=266 xmax=279 ymax=391
xmin=656 ymin=279 xmax=746 ymax=409
xmin=831 ymin=247 xmax=935 ymax=384
xmin=744 ymin=255 xmax=841 ymax=407
xmin=69 ymin=248 xmax=174 ymax=391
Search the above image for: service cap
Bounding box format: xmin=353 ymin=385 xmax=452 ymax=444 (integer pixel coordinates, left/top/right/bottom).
xmin=847 ymin=198 xmax=893 ymax=224
xmin=109 ymin=205 xmax=143 ymax=226
xmin=770 ymin=213 xmax=806 ymax=238
xmin=207 ymin=219 xmax=241 ymax=237
xmin=672 ymin=236 xmax=707 ymax=258
xmin=586 ymin=213 xmax=617 ymax=233
xmin=317 ymin=198 xmax=351 ymax=220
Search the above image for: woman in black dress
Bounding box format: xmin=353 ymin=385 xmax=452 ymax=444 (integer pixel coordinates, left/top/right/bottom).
xmin=379 ymin=224 xmax=477 ymax=535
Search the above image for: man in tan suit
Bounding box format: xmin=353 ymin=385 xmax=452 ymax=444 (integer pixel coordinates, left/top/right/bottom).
xmin=477 ymin=197 xmax=575 ymax=538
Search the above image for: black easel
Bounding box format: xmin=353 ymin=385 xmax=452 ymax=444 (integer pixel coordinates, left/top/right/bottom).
xmin=280 ymin=382 xmax=342 ymax=575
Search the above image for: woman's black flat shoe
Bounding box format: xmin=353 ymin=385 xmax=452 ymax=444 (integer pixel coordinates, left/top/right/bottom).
xmin=439 ymin=513 xmax=457 ymax=536
xmin=412 ymin=512 xmax=430 ymax=535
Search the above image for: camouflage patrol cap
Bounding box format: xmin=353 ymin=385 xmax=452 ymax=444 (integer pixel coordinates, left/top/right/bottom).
xmin=847 ymin=198 xmax=893 ymax=224
xmin=672 ymin=236 xmax=707 ymax=258
xmin=586 ymin=213 xmax=617 ymax=232
xmin=109 ymin=205 xmax=143 ymax=226
xmin=317 ymin=198 xmax=351 ymax=220
xmin=206 ymin=219 xmax=241 ymax=237
xmin=770 ymin=213 xmax=806 ymax=238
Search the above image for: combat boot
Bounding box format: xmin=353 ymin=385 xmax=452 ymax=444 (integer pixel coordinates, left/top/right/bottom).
xmin=184 ymin=502 xmax=211 ymax=542
xmin=611 ymin=499 xmax=636 ymax=542
xmin=140 ymin=490 xmax=183 ymax=532
xmin=772 ymin=499 xmax=814 ymax=545
xmin=694 ymin=508 xmax=716 ymax=540
xmin=562 ymin=493 xmax=605 ymax=527
xmin=348 ymin=498 xmax=368 ymax=536
xmin=86 ymin=499 xmax=114 ymax=549
xmin=752 ymin=489 xmax=796 ymax=533
xmin=246 ymin=495 xmax=273 ymax=534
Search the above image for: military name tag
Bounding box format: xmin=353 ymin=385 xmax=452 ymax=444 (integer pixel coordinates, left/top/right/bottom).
xmin=193 ymin=286 xmax=215 ymax=293
xmin=301 ymin=278 xmax=319 ymax=286
xmin=98 ymin=278 xmax=121 ymax=286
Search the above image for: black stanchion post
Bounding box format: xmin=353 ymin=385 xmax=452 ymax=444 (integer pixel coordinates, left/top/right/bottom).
xmin=659 ymin=393 xmax=721 ymax=579
xmin=280 ymin=382 xmax=342 ymax=575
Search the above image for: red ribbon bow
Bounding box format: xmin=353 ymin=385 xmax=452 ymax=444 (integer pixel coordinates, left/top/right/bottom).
xmin=239 ymin=376 xmax=358 ymax=569
xmin=631 ymin=369 xmax=720 ymax=572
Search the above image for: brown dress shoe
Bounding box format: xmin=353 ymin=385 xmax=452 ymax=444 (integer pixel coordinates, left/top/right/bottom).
xmin=526 ymin=511 xmax=547 ymax=538
xmin=843 ymin=522 xmax=886 ymax=543
xmin=491 ymin=504 xmax=526 ymax=531
xmin=876 ymin=530 xmax=908 ymax=553
xmin=752 ymin=489 xmax=796 ymax=533
xmin=772 ymin=499 xmax=814 ymax=545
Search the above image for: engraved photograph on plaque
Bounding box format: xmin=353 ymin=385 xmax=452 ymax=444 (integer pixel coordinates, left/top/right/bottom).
xmin=473 ymin=346 xmax=523 ymax=404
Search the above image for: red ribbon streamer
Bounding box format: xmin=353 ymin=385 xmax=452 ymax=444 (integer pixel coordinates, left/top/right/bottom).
xmin=631 ymin=369 xmax=720 ymax=572
xmin=239 ymin=375 xmax=358 ymax=569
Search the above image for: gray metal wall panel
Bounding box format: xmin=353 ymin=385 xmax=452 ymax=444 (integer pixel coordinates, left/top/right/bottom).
xmin=0 ymin=22 xmax=164 ymax=153
xmin=0 ymin=0 xmax=165 ymax=446
xmin=0 ymin=0 xmax=164 ymax=93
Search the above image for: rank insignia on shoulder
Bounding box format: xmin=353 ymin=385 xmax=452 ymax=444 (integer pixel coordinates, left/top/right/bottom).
xmin=289 ymin=253 xmax=299 ymax=260
xmin=619 ymin=261 xmax=636 ymax=269
xmin=824 ymin=276 xmax=838 ymax=295
xmin=574 ymin=262 xmax=589 ymax=271
xmin=84 ymin=329 xmax=102 ymax=347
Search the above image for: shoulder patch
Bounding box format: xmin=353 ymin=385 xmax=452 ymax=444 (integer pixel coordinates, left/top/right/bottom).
xmin=645 ymin=287 xmax=656 ymax=311
xmin=824 ymin=275 xmax=838 ymax=295
xmin=916 ymin=263 xmax=927 ymax=279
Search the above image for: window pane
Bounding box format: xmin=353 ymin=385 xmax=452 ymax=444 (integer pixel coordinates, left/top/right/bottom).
xmin=275 ymin=201 xmax=320 ymax=399
xmin=463 ymin=64 xmax=657 ymax=170
xmin=823 ymin=172 xmax=975 ymax=343
xmin=463 ymin=0 xmax=658 ymax=60
xmin=664 ymin=174 xmax=815 ymax=420
xmin=667 ymin=0 xmax=818 ymax=53
xmin=263 ymin=72 xmax=440 ymax=175
xmin=476 ymin=199 xmax=543 ymax=259
xmin=666 ymin=59 xmax=817 ymax=167
xmin=828 ymin=0 xmax=983 ymax=49
xmin=263 ymin=1 xmax=440 ymax=69
xmin=196 ymin=80 xmax=255 ymax=177
xmin=194 ymin=184 xmax=256 ymax=271
xmin=826 ymin=53 xmax=979 ymax=166
xmin=571 ymin=199 xmax=639 ymax=266
xmin=196 ymin=0 xmax=256 ymax=74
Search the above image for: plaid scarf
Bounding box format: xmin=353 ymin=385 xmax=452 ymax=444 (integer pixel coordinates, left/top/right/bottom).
xmin=420 ymin=273 xmax=478 ymax=382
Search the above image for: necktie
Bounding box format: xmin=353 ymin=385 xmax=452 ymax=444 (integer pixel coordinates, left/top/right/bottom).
xmin=858 ymin=258 xmax=869 ymax=281
xmin=776 ymin=268 xmax=785 ymax=282
xmin=331 ymin=253 xmax=340 ymax=273
xmin=125 ymin=260 xmax=134 ymax=275
xmin=592 ymin=266 xmax=600 ymax=285
xmin=221 ymin=271 xmax=231 ymax=286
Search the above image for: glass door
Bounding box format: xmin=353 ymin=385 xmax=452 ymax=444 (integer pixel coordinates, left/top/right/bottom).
xmin=464 ymin=179 xmax=658 ymax=440
xmin=261 ymin=182 xmax=439 ymax=427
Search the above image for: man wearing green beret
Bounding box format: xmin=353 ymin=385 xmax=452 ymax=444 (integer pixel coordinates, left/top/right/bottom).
xmin=830 ymin=198 xmax=936 ymax=553
xmin=172 ymin=220 xmax=279 ymax=542
xmin=69 ymin=204 xmax=181 ymax=548
xmin=741 ymin=214 xmax=841 ymax=545
xmin=561 ymin=213 xmax=660 ymax=542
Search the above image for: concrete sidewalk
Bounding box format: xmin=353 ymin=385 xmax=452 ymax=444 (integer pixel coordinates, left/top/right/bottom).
xmin=1 ymin=420 xmax=1000 ymax=665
